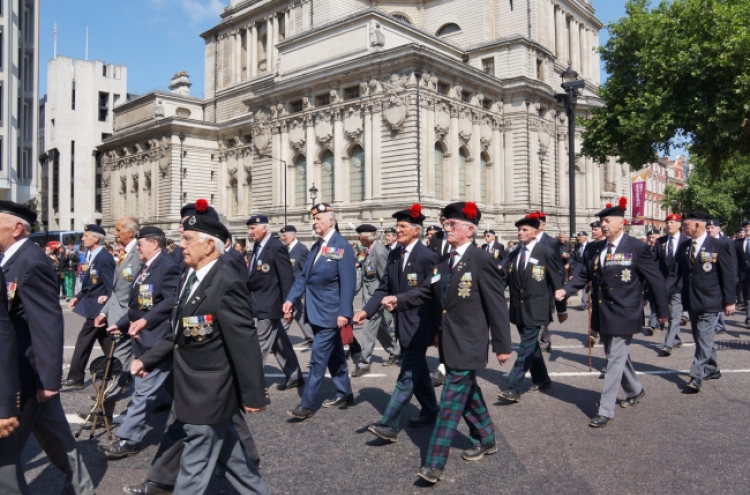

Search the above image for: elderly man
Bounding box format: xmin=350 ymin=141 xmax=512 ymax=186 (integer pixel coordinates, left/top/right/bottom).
xmin=383 ymin=201 xmax=512 ymax=483
xmin=482 ymin=230 xmax=506 ymax=262
xmin=557 ymin=198 xmax=668 ymax=427
xmin=280 ymin=225 xmax=315 ymax=347
xmin=0 ymin=200 xmax=94 ymax=494
xmin=736 ymin=221 xmax=750 ymax=312
xmin=533 ymin=212 xmax=561 ymax=353
xmin=130 ymin=216 xmax=270 ymax=494
xmin=352 ymin=224 xmax=400 ymax=377
xmin=100 ymin=227 xmax=180 ymax=459
xmin=656 ymin=214 xmax=691 ymax=355
xmin=246 ymin=214 xmax=303 ymax=391
xmin=569 ymin=231 xmax=589 ymax=310
xmin=283 ymin=203 xmax=356 ymax=419
xmin=384 ymin=227 xmax=398 ymax=251
xmin=425 ymin=225 xmax=442 ymax=244
xmin=63 ymin=224 xmax=116 ymax=387
xmin=170 ymin=199 xmax=220 ymax=269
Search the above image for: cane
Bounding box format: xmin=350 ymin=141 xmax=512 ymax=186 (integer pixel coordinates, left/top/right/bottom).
xmin=75 ymin=336 xmax=122 ymax=440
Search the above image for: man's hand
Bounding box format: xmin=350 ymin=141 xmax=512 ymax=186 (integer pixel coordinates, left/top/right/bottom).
xmin=337 ymin=316 xmax=348 ymax=329
xmin=245 ymin=406 xmax=266 ymax=413
xmin=0 ymin=417 xmax=19 ymax=438
xmin=36 ymin=389 xmax=59 ymax=403
xmin=128 ymin=318 xmax=148 ymax=338
xmin=554 ymin=289 xmax=567 ymax=301
xmin=68 ymin=297 xmax=78 ymax=309
xmin=558 ymin=313 xmax=568 ymax=324
xmin=97 ymin=295 xmax=108 ymax=305
xmin=94 ymin=314 xmax=107 ymax=328
xmin=283 ymin=312 xmax=293 ymax=324
xmin=130 ymin=359 xmax=148 ymax=378
xmin=381 ymin=296 xmax=398 ymax=311
xmin=725 ymin=304 xmax=736 ymax=317
xmin=282 ymin=301 xmax=293 ymax=314
xmin=106 ymin=324 xmax=122 ymax=336
xmin=353 ymin=310 xmax=367 ymax=326
xmin=496 ymin=353 xmax=512 ymax=366
xmin=658 ymin=317 xmax=668 ymax=325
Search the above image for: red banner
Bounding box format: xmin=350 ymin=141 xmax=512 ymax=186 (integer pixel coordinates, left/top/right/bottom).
xmin=631 ymin=180 xmax=646 ymax=225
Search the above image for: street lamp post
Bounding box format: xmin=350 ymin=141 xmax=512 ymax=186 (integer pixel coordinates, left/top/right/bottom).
xmin=539 ymin=130 xmax=550 ymax=213
xmin=308 ymin=183 xmax=318 ymax=210
xmin=178 ymin=133 xmax=185 ymax=206
xmin=555 ymin=67 xmax=585 ymax=239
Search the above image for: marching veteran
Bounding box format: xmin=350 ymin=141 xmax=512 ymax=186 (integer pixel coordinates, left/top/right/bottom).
xmin=354 ymin=204 xmax=440 ymax=442
xmin=382 ymin=201 xmax=512 ymax=484
xmin=556 ymin=198 xmax=668 ymax=428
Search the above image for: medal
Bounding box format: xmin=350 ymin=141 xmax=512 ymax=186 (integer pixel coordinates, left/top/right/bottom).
xmin=6 ymin=281 xmax=17 ymax=311
xmin=621 ymin=269 xmax=632 ymax=282
xmin=531 ymin=265 xmax=545 ymax=282
xmin=457 ymin=273 xmax=472 ymax=298
xmin=290 ymin=258 xmax=296 ymax=267
xmin=122 ymin=266 xmax=133 ymax=282
xmin=703 ymin=262 xmax=712 ymax=272
xmin=182 ymin=315 xmax=214 ymax=341
xmin=90 ymin=268 xmax=99 ymax=285
xmin=261 ymin=263 xmax=270 ymax=273
xmin=407 ymin=273 xmax=418 ymax=286
xmin=138 ymin=284 xmax=154 ymax=310
xmin=256 ymin=260 xmax=263 ymax=271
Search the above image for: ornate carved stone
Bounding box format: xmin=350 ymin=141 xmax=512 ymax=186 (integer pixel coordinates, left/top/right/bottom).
xmin=369 ymin=22 xmax=385 ymax=47
xmin=369 ymin=78 xmax=383 ymax=95
xmin=289 ymin=120 xmax=306 ymax=151
xmin=453 ymin=85 xmax=463 ymax=99
xmin=120 ymin=176 xmax=127 ymax=195
xmin=383 ymin=73 xmax=407 ymax=92
xmin=315 ymin=111 xmax=333 ymax=145
xmin=252 ymin=109 xmax=272 ymax=154
xmin=143 ymin=170 xmax=152 ymax=191
xmin=480 ymin=137 xmax=491 ymax=151
xmin=303 ymin=97 xmax=313 ymax=110
xmin=329 ymin=90 xmax=340 ymax=105
xmin=131 ymin=173 xmax=139 ymax=193
xmin=276 ymin=103 xmax=287 ymax=117
xmin=458 ymin=131 xmax=472 ymax=147
xmin=344 ymin=107 xmax=363 ymax=141
xmin=154 ymin=100 xmax=165 ymax=119
xmin=227 ymin=167 xmax=238 ymax=181
xmin=382 ymin=91 xmax=407 ymax=132
xmin=359 ymin=81 xmax=369 ymax=97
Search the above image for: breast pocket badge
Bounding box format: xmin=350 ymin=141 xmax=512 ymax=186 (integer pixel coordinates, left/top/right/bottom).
xmin=457 ymin=272 xmax=472 ymax=298
xmin=365 ymin=265 xmax=376 ymax=277
xmin=256 ymin=260 xmax=263 ymax=272
xmin=702 ymin=262 xmax=713 ymax=272
xmin=90 ymin=268 xmax=99 ymax=285
xmin=122 ymin=266 xmax=134 ymax=282
xmin=6 ymin=281 xmax=17 ymax=311
xmin=138 ymin=284 xmax=154 ymax=310
xmin=261 ymin=263 xmax=271 ymax=273
xmin=182 ymin=314 xmax=214 ymax=342
xmin=290 ymin=258 xmax=296 ymax=267
xmin=621 ymin=269 xmax=632 ymax=282
xmin=406 ymin=273 xmax=418 ymax=287
xmin=531 ymin=265 xmax=545 ymax=282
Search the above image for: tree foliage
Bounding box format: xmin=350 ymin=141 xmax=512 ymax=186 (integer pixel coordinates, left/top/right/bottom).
xmin=582 ymin=0 xmax=750 ymax=173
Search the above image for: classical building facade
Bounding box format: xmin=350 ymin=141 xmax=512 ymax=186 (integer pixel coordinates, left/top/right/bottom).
xmin=99 ymin=0 xmax=629 ymax=242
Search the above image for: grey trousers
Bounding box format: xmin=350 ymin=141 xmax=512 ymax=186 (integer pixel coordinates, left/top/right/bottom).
xmin=0 ymin=434 xmax=30 ymax=495
xmin=598 ymin=334 xmax=643 ymax=418
xmin=14 ymin=395 xmax=95 ymax=495
xmin=689 ymin=312 xmax=720 ymax=380
xmin=116 ymin=358 xmax=172 ymax=445
xmin=282 ymin=299 xmax=314 ymax=341
xmin=257 ymin=318 xmax=302 ymax=382
xmin=714 ymin=312 xmax=726 ymax=333
xmin=356 ymin=305 xmax=399 ymax=368
xmin=174 ymin=420 xmax=270 ymax=495
xmin=663 ymin=293 xmax=684 ymax=349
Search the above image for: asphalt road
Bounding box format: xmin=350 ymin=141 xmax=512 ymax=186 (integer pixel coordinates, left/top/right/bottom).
xmin=22 ymin=295 xmax=750 ymax=494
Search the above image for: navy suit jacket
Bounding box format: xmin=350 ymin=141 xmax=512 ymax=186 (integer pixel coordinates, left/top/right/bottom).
xmin=2 ymin=240 xmax=64 ymax=402
xmin=288 ymin=241 xmax=309 ymax=277
xmin=74 ymin=248 xmax=115 ymax=319
xmin=507 ymin=243 xmax=566 ymax=327
xmin=667 ymin=235 xmax=735 ymax=313
xmin=0 ymin=270 xmax=20 ymax=417
xmin=655 ymin=233 xmax=690 ymax=292
xmin=285 ymin=231 xmax=356 ymax=328
xmin=115 ymin=252 xmax=180 ymax=357
xmin=362 ymin=241 xmax=439 ymax=350
xmin=222 ymin=247 xmax=248 ymax=283
xmin=247 ymin=235 xmax=294 ymax=320
xmin=564 ymin=234 xmax=668 ymax=335
xmin=735 ymin=238 xmax=750 ymax=281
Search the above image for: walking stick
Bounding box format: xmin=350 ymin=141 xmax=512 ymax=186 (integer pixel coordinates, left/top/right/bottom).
xmin=75 ymin=336 xmax=122 ymax=440
xmin=587 ymin=286 xmax=593 ymax=372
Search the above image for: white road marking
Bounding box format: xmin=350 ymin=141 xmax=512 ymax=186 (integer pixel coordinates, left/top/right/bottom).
xmin=66 ymin=414 xmax=125 ymax=425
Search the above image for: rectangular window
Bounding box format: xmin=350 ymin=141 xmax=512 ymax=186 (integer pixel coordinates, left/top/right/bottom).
xmin=0 ymin=31 xmax=4 ymax=69
xmin=102 ymin=64 xmax=107 ymax=77
xmin=113 ymin=94 xmax=121 ymax=107
xmin=99 ymin=92 xmax=109 ymax=121
xmin=71 ymin=81 xmax=76 ymax=110
xmin=461 ymin=91 xmax=472 ymax=103
xmin=289 ymin=100 xmax=304 ymax=113
xmin=21 ymin=149 xmax=30 ymax=180
xmin=482 ymin=98 xmax=493 ymax=111
xmin=70 ymin=141 xmax=75 ymax=212
xmin=95 ymin=152 xmax=102 ymax=212
xmin=344 ymin=86 xmax=360 ymax=100
xmin=437 ymin=82 xmax=450 ymax=95
xmin=52 ymin=149 xmax=60 ymax=210
xmin=536 ymin=59 xmax=544 ymax=81
xmin=481 ymin=57 xmax=495 ymax=76
xmin=316 ymin=93 xmax=330 ymax=106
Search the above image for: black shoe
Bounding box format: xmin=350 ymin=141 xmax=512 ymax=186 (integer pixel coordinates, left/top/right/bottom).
xmin=299 ymin=340 xmax=313 ymax=348
xmin=61 ymin=378 xmax=84 ymax=388
xmin=680 ymin=317 xmax=688 ymax=326
xmin=382 ymin=355 xmax=400 ymax=366
xmin=704 ymin=371 xmax=721 ymax=380
xmin=430 ymin=370 xmax=445 ymax=386
xmin=529 ymin=379 xmax=552 ymax=392
xmin=276 ymin=378 xmax=305 ymax=391
xmin=417 ymin=466 xmax=444 ymax=484
xmin=407 ymin=415 xmax=437 ymax=428
xmin=214 ymin=465 xmax=225 ymax=477
xmin=77 ymin=410 xmax=113 ymax=426
xmin=322 ymin=395 xmax=354 ymax=408
xmin=684 ymin=378 xmax=702 ymax=393
xmin=620 ymin=389 xmax=645 ymax=408
xmin=644 ymin=327 xmax=654 ymax=336
xmin=674 ymin=342 xmax=683 ymax=349
xmin=367 ymin=422 xmax=398 ymax=442
xmin=123 ymin=481 xmax=174 ymax=495
xmin=462 ymin=443 xmax=497 ymax=461
xmin=659 ymin=346 xmax=672 ymax=356
xmin=351 ymin=367 xmax=371 ymax=378
xmin=287 ymin=406 xmax=314 ymax=419
xmin=589 ymin=415 xmax=613 ymax=428
xmin=542 ymin=347 xmax=552 ymax=353
xmin=497 ymin=388 xmax=520 ymax=402
xmin=99 ymin=439 xmax=139 ymax=459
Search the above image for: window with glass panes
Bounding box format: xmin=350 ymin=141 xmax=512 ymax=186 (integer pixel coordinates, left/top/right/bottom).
xmin=434 ymin=144 xmax=444 ymax=200
xmin=350 ymin=147 xmax=364 ymax=201
xmin=458 ymin=148 xmax=467 ymax=200
xmin=295 ymin=156 xmax=307 ymax=206
xmin=321 ymin=151 xmax=334 ymax=203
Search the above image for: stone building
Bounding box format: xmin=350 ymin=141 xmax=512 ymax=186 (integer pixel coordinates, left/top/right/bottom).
xmin=39 ymin=57 xmax=127 ymax=230
xmin=99 ymin=0 xmax=630 ymax=242
xmin=634 ymin=155 xmax=689 ymax=233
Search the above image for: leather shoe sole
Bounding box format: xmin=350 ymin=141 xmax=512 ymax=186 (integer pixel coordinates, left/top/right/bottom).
xmin=704 ymin=372 xmax=721 ymax=380
xmin=276 ymin=379 xmax=305 ymax=391
xmin=287 ymin=407 xmax=314 ymax=419
xmin=100 ymin=442 xmax=140 ymax=459
xmin=351 ymin=367 xmax=371 ymax=378
xmin=659 ymin=346 xmax=672 ymax=356
xmin=461 ymin=443 xmax=497 ymax=461
xmin=367 ymin=423 xmax=398 ymax=442
xmin=407 ymin=415 xmax=437 ymax=428
xmin=417 ymin=466 xmax=444 ymax=484
xmin=529 ymin=380 xmax=552 ymax=392
xmin=61 ymin=379 xmax=84 ymax=388
xmin=684 ymin=379 xmax=702 ymax=392
xmin=122 ymin=481 xmax=174 ymax=494
xmin=497 ymin=389 xmax=520 ymax=402
xmin=322 ymin=396 xmax=354 ymax=408
xmin=620 ymin=389 xmax=645 ymax=408
xmin=589 ymin=415 xmax=613 ymax=428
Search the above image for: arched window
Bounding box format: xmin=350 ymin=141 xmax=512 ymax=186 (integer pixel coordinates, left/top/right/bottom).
xmin=434 ymin=144 xmax=444 ymax=201
xmin=479 ymin=154 xmax=488 ymax=203
xmin=230 ymin=178 xmax=239 ymax=217
xmin=246 ymin=170 xmax=253 ymax=212
xmin=437 ymin=23 xmax=461 ymax=36
xmin=391 ymin=13 xmax=412 ymax=25
xmin=321 ymin=150 xmax=334 ymax=203
xmin=458 ymin=148 xmax=467 ymax=200
xmin=294 ymin=155 xmax=307 ymax=206
xmin=350 ymin=147 xmax=365 ymax=202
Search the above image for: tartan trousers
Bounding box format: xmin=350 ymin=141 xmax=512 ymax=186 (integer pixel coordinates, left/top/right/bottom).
xmin=507 ymin=325 xmax=549 ymax=388
xmin=424 ymin=368 xmax=495 ymax=470
xmin=380 ymin=347 xmax=439 ymax=430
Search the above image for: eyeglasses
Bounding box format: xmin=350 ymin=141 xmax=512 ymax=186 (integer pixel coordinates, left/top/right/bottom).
xmin=442 ymin=220 xmax=467 ymax=230
xmin=179 ymin=235 xmax=200 ymax=244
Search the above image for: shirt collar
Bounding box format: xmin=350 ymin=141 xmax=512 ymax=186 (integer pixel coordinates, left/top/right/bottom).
xmin=452 ymin=241 xmax=472 ymax=257
xmin=693 ymin=231 xmax=708 ymax=249
xmin=256 ymin=233 xmax=270 ymax=250
xmin=403 ymin=238 xmax=419 ymax=253
xmin=195 ymin=259 xmax=219 ymax=283
xmin=521 ymin=239 xmax=538 ymax=252
xmin=320 ymin=229 xmax=336 ymax=245
xmin=124 ymin=239 xmax=137 ymax=255
xmin=607 ymin=232 xmax=625 ymax=249
xmin=88 ymin=245 xmax=105 ymax=261
xmin=143 ymin=250 xmax=161 ymax=268
xmin=1 ymin=238 xmax=28 ymax=266
xmin=288 ymin=239 xmax=298 ymax=250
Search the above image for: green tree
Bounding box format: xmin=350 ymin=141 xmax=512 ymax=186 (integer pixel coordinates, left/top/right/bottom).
xmin=582 ymin=0 xmax=750 ymax=173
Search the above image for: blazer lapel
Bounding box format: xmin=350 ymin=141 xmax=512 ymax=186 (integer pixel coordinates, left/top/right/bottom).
xmin=446 ymin=245 xmax=474 ymax=302
xmin=173 ymin=261 xmax=219 ymax=333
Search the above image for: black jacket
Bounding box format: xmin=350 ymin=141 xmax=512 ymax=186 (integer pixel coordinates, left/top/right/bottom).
xmin=481 ymin=241 xmax=506 ymax=262
xmin=222 ymin=247 xmax=248 ymax=283
xmin=735 ymin=238 xmax=750 ymax=281
xmin=74 ymin=248 xmax=115 ymax=319
xmin=655 ymin=233 xmax=689 ymax=292
xmin=288 ymin=241 xmax=310 ymax=277
xmin=247 ymin=235 xmax=295 ymax=320
xmin=363 ymin=241 xmax=439 ymax=350
xmin=507 ymin=243 xmax=566 ymax=327
xmin=0 ymin=271 xmax=20 ymax=417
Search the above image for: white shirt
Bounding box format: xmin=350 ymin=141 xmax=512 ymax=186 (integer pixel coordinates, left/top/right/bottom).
xmin=599 ymin=232 xmax=625 ymax=266
xmin=133 ymin=251 xmax=160 ymax=286
xmin=314 ymin=229 xmax=337 ymax=264
xmin=485 ymin=240 xmax=495 ymax=252
xmin=743 ymin=237 xmax=750 ymax=253
xmin=388 ymin=241 xmax=398 ymax=251
xmin=287 ymin=239 xmax=299 ymax=252
xmin=87 ymin=245 xmax=105 ymax=265
xmin=124 ymin=239 xmax=137 ymax=256
xmin=185 ymin=259 xmax=219 ymax=301
xmin=691 ymin=231 xmax=708 ymax=255
xmin=252 ymin=233 xmax=271 ymax=261
xmin=516 ymin=239 xmax=537 ymax=271
xmin=448 ymin=241 xmax=471 ymax=268
xmin=0 ymin=238 xmax=28 ymax=266
xmin=401 ymin=239 xmax=419 ymax=268
xmin=577 ymin=242 xmax=587 ymax=255
xmin=666 ymin=232 xmax=681 ymax=257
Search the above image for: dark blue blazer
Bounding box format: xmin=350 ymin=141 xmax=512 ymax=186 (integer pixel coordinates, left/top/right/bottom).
xmin=285 ymin=231 xmax=356 ymax=328
xmin=2 ymin=240 xmax=64 ymax=402
xmin=667 ymin=235 xmax=735 ymax=313
xmin=288 ymin=241 xmax=309 ymax=277
xmin=222 ymin=247 xmax=248 ymax=283
xmin=74 ymin=248 xmax=115 ymax=319
xmin=507 ymin=242 xmax=566 ymax=327
xmin=735 ymin=238 xmax=750 ymax=281
xmin=565 ymin=235 xmax=668 ymax=335
xmin=247 ymin=235 xmax=294 ymax=320
xmin=0 ymin=270 xmax=20 ymax=417
xmin=116 ymin=252 xmax=180 ymax=357
xmin=362 ymin=241 xmax=439 ymax=350
xmin=655 ymin=233 xmax=690 ymax=292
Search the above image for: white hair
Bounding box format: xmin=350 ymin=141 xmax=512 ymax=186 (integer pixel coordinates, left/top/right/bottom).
xmin=91 ymin=232 xmax=105 ymax=245
xmin=359 ymin=232 xmax=376 ymax=242
xmin=121 ymin=216 xmax=139 ymax=234
xmin=19 ymin=219 xmax=31 ymax=233
xmin=197 ymin=233 xmax=225 ymax=254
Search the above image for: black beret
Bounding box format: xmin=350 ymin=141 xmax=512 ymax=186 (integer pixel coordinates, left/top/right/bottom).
xmin=442 ymin=201 xmax=481 ymax=225
xmin=310 ymin=203 xmax=334 ymax=216
xmin=484 ymin=230 xmax=496 ymax=236
xmin=180 ymin=199 xmax=219 ymax=220
xmin=137 ymin=226 xmax=165 ymax=239
xmin=590 ymin=221 xmax=601 ymax=228
xmin=596 ymin=197 xmax=628 ymax=218
xmin=742 ymin=220 xmax=750 ymax=227
xmin=384 ymin=227 xmax=397 ymax=235
xmin=706 ymin=219 xmax=721 ymax=227
xmin=85 ymin=224 xmax=106 ymax=236
xmin=280 ymin=225 xmax=297 ymax=233
xmin=684 ymin=211 xmax=710 ymax=222
xmin=355 ymin=224 xmax=378 ymax=233
xmin=426 ymin=225 xmax=442 ymax=232
xmin=646 ymin=229 xmax=660 ymax=236
xmin=246 ymin=214 xmax=269 ymax=225
xmin=0 ymin=200 xmax=37 ymax=225
xmin=577 ymin=231 xmax=588 ymax=237
xmin=737 ymin=227 xmax=745 ymax=233
xmin=182 ymin=215 xmax=229 ymax=243
xmin=392 ymin=204 xmax=426 ymax=226
xmin=515 ymin=215 xmax=540 ymax=230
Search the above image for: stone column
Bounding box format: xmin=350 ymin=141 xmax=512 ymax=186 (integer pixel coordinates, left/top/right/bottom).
xmin=571 ymin=19 xmax=580 ymax=72
xmin=235 ymin=30 xmax=242 ymax=83
xmin=245 ymin=24 xmax=252 ymax=80
xmin=266 ymin=17 xmax=273 ymax=72
xmin=449 ymin=105 xmax=459 ymax=201
xmin=228 ymin=32 xmax=235 ymax=85
xmin=271 ymin=14 xmax=279 ymax=71
xmin=503 ymin=117 xmax=514 ymax=206
xmin=557 ymin=119 xmax=568 ymax=210
xmin=492 ymin=120 xmax=503 ymax=205
xmin=549 ymin=0 xmax=556 ymax=56
xmin=372 ymin=104 xmax=382 ymax=199
xmin=217 ymin=35 xmax=225 ymax=89
xmin=471 ymin=115 xmax=482 ymax=202
xmin=593 ymin=158 xmax=602 ymax=204
xmin=555 ymin=7 xmax=564 ymax=64
xmin=286 ymin=8 xmax=293 ymax=37
xmin=585 ymin=155 xmax=594 ymax=209
xmin=250 ymin=24 xmax=258 ymax=78
xmin=302 ymin=0 xmax=310 ymax=30
xmin=305 ymin=116 xmax=316 ymax=206
xmin=280 ymin=123 xmax=292 ymax=217
xmin=333 ymin=109 xmax=344 ymax=204
xmin=363 ymin=104 xmax=374 ymax=200
xmin=425 ymin=99 xmax=435 ymax=198
xmin=271 ymin=126 xmax=280 ymax=207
